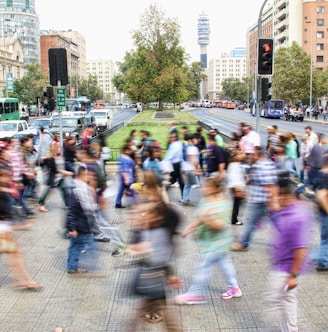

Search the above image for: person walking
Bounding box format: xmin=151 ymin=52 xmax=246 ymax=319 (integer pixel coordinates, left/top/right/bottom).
xmin=174 ymin=177 xmax=242 ymax=304
xmin=115 ymin=143 xmax=136 ymax=208
xmin=232 ymin=147 xmax=278 ymax=251
xmin=266 ymin=172 xmax=314 ymax=331
xmin=66 ymin=165 xmax=99 ymax=274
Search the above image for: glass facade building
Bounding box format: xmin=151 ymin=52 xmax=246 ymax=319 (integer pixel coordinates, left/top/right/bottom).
xmin=0 ymin=0 xmax=40 ymax=64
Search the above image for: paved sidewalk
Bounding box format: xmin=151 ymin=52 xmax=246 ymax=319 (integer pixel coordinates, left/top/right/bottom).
xmin=0 ymin=178 xmax=328 ymax=332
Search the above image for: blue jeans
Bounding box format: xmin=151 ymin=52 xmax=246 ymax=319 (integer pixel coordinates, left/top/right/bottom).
xmin=182 ymin=183 xmax=191 ymax=203
xmin=115 ymin=177 xmax=135 ymax=205
xmin=308 ymin=167 xmax=321 ymax=191
xmin=186 ymin=251 xmax=238 ymax=296
xmin=240 ymin=202 xmax=267 ymax=248
xmin=317 ymin=211 xmax=328 ymax=268
xmin=67 ymin=233 xmax=98 ymax=271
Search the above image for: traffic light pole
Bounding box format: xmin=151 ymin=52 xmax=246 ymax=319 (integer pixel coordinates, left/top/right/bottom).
xmin=256 ymin=0 xmax=269 ymax=134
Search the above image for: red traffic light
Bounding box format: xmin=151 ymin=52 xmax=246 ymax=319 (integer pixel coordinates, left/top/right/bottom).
xmin=263 ymin=44 xmax=272 ymax=53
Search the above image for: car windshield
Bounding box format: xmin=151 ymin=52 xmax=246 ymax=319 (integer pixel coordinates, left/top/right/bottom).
xmin=29 ymin=119 xmax=50 ymax=127
xmin=0 ymin=123 xmax=17 ymax=131
xmin=91 ymin=112 xmax=106 ymax=118
xmin=52 ymin=119 xmax=78 ymax=127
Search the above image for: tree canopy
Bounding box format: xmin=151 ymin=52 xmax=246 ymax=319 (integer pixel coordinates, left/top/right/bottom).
xmin=221 ymin=77 xmax=252 ymax=102
xmin=272 ymin=41 xmax=328 ymax=105
xmin=113 ymin=4 xmax=206 ymax=110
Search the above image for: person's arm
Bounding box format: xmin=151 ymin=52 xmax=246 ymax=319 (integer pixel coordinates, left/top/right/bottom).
xmin=316 ymin=188 xmax=328 ymax=214
xmin=285 ymin=247 xmax=308 ymax=291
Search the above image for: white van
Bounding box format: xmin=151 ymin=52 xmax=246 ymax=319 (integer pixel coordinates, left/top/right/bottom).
xmin=89 ymin=109 xmax=113 ymax=131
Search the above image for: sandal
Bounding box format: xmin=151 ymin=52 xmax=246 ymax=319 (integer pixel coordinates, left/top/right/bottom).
xmin=144 ymin=312 xmax=164 ymax=323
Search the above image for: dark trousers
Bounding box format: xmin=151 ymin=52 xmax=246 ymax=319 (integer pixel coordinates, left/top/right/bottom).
xmin=170 ymin=162 xmax=184 ymax=196
xmin=230 ymin=189 xmax=244 ymax=224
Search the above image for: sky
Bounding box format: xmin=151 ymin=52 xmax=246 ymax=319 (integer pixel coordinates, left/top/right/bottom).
xmin=35 ymin=0 xmax=270 ymax=63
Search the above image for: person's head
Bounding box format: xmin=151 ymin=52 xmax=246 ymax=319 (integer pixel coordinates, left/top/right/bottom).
xmin=65 ymin=136 xmax=75 ymax=146
xmin=149 ymin=146 xmax=162 ymax=161
xmin=305 ymin=126 xmax=313 ymax=136
xmin=230 ymin=132 xmax=240 ymax=141
xmin=196 ymin=126 xmax=203 ymax=134
xmin=277 ymin=171 xmax=295 ymax=206
xmin=168 ymin=132 xmax=178 ymax=143
xmin=201 ymin=177 xmax=224 ymax=197
xmin=285 ymin=132 xmax=294 ymax=142
xmin=168 ymin=121 xmax=175 ymax=128
xmin=76 ymin=165 xmax=88 ymax=182
xmin=207 ymin=134 xmax=217 ymax=147
xmin=129 ymin=129 xmax=137 ymax=138
xmin=122 ymin=143 xmax=133 ymax=156
xmin=243 ymin=124 xmax=251 ymax=135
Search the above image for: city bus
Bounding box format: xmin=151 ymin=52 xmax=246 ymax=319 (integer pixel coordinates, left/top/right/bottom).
xmin=0 ymin=97 xmax=20 ymax=121
xmin=260 ymin=99 xmax=285 ymax=119
xmin=66 ymin=97 xmax=92 ymax=114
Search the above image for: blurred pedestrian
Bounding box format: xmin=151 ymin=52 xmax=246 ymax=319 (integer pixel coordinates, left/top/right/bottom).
xmin=174 ymin=177 xmax=242 ymax=304
xmin=63 ymin=136 xmax=76 ymax=175
xmin=232 ymin=147 xmax=278 ymax=251
xmin=266 ymin=172 xmax=314 ymax=331
xmin=127 ymin=170 xmax=182 ymax=330
xmin=66 ymin=165 xmax=99 ymax=274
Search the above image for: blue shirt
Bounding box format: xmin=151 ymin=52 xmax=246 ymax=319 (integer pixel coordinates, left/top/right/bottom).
xmin=164 ymin=140 xmax=183 ymax=164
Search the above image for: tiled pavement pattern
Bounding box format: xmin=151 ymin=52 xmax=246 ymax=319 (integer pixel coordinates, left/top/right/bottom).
xmin=1 ymin=172 xmax=328 ymax=332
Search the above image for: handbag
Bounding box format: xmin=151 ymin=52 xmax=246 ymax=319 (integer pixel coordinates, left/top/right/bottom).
xmin=134 ymin=265 xmax=166 ymax=299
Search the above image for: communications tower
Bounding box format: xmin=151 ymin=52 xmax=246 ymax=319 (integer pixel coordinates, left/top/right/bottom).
xmin=197 ymin=12 xmax=210 ymax=99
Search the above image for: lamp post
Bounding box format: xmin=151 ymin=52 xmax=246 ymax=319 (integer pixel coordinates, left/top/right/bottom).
xmin=306 ymin=21 xmax=313 ymax=111
xmin=2 ymin=18 xmax=10 ymax=97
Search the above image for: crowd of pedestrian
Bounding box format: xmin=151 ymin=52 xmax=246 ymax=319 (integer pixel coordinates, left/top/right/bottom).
xmin=0 ymin=117 xmax=327 ymax=332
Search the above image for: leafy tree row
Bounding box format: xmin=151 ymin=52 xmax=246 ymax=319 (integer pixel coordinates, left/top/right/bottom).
xmin=220 ymin=42 xmax=328 ymax=106
xmin=8 ymin=63 xmax=103 ymax=107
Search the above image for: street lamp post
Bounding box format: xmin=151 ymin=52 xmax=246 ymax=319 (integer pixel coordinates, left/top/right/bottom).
xmin=306 ymin=21 xmax=313 ymax=111
xmin=2 ymin=18 xmax=11 ymax=97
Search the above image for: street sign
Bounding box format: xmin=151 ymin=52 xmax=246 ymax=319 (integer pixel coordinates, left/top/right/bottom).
xmin=6 ymin=72 xmax=14 ymax=92
xmin=56 ymin=87 xmax=66 ymax=110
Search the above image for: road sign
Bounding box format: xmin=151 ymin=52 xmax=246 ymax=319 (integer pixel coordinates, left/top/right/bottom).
xmin=6 ymin=72 xmax=13 ymax=92
xmin=56 ymin=87 xmax=66 ymax=110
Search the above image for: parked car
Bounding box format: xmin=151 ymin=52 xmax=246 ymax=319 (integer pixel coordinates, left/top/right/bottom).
xmin=28 ymin=118 xmax=51 ymax=129
xmin=0 ymin=120 xmax=29 ymax=139
xmin=285 ymin=109 xmax=304 ymax=122
xmin=49 ymin=115 xmax=86 ymax=142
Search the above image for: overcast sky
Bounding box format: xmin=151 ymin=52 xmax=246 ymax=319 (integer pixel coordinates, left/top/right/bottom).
xmin=35 ymin=0 xmax=270 ymax=63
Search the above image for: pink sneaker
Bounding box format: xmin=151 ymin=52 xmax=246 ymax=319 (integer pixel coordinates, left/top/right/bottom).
xmin=221 ymin=287 xmax=242 ymax=300
xmin=174 ymin=293 xmax=207 ymax=305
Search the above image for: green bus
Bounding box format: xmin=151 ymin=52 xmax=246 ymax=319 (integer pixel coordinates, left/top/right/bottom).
xmin=0 ymin=98 xmax=20 ymax=120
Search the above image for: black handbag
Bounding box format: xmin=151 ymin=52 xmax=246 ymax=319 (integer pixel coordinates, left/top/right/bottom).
xmin=134 ymin=265 xmax=166 ymax=299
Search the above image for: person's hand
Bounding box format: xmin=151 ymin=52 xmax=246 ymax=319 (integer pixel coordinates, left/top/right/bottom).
xmin=285 ymin=275 xmax=298 ymax=291
xmin=167 ymin=276 xmax=182 ymax=289
xmin=69 ymin=230 xmax=78 ymax=238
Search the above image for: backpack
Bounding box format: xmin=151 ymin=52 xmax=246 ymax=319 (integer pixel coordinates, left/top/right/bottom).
xmin=182 ymin=143 xmax=193 ymax=161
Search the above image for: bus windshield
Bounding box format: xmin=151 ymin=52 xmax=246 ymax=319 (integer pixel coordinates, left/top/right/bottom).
xmin=269 ymin=100 xmax=284 ymax=110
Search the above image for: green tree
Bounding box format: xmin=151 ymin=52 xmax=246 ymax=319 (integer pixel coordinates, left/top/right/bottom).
xmin=273 ymin=42 xmax=311 ymax=104
xmin=113 ymin=4 xmax=201 ymax=110
xmin=221 ymin=77 xmax=248 ymax=101
xmin=11 ymin=63 xmax=47 ymax=106
xmin=78 ymin=74 xmax=103 ymax=102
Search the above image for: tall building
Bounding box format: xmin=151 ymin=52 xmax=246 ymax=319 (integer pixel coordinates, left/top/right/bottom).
xmin=207 ymin=50 xmax=246 ymax=100
xmin=197 ymin=12 xmax=210 ymax=99
xmin=0 ymin=0 xmax=40 ymax=65
xmin=86 ymin=59 xmax=116 ymax=102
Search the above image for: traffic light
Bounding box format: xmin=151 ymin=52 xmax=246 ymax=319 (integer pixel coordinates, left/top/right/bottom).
xmin=258 ymin=38 xmax=274 ymax=75
xmin=48 ymin=98 xmax=55 ymax=111
xmin=261 ymin=78 xmax=272 ymax=102
xmin=47 ymin=86 xmax=54 ymax=99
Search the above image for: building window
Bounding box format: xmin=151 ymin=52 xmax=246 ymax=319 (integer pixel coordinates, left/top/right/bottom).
xmin=317 ymin=56 xmax=324 ymax=62
xmin=25 ymin=0 xmax=30 ymax=8
xmin=317 ymin=43 xmax=324 ymax=51
xmin=317 ymin=6 xmax=324 ymax=14
xmin=6 ymin=0 xmax=13 ymax=6
xmin=317 ymin=19 xmax=324 ymax=26
xmin=317 ymin=31 xmax=324 ymax=38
